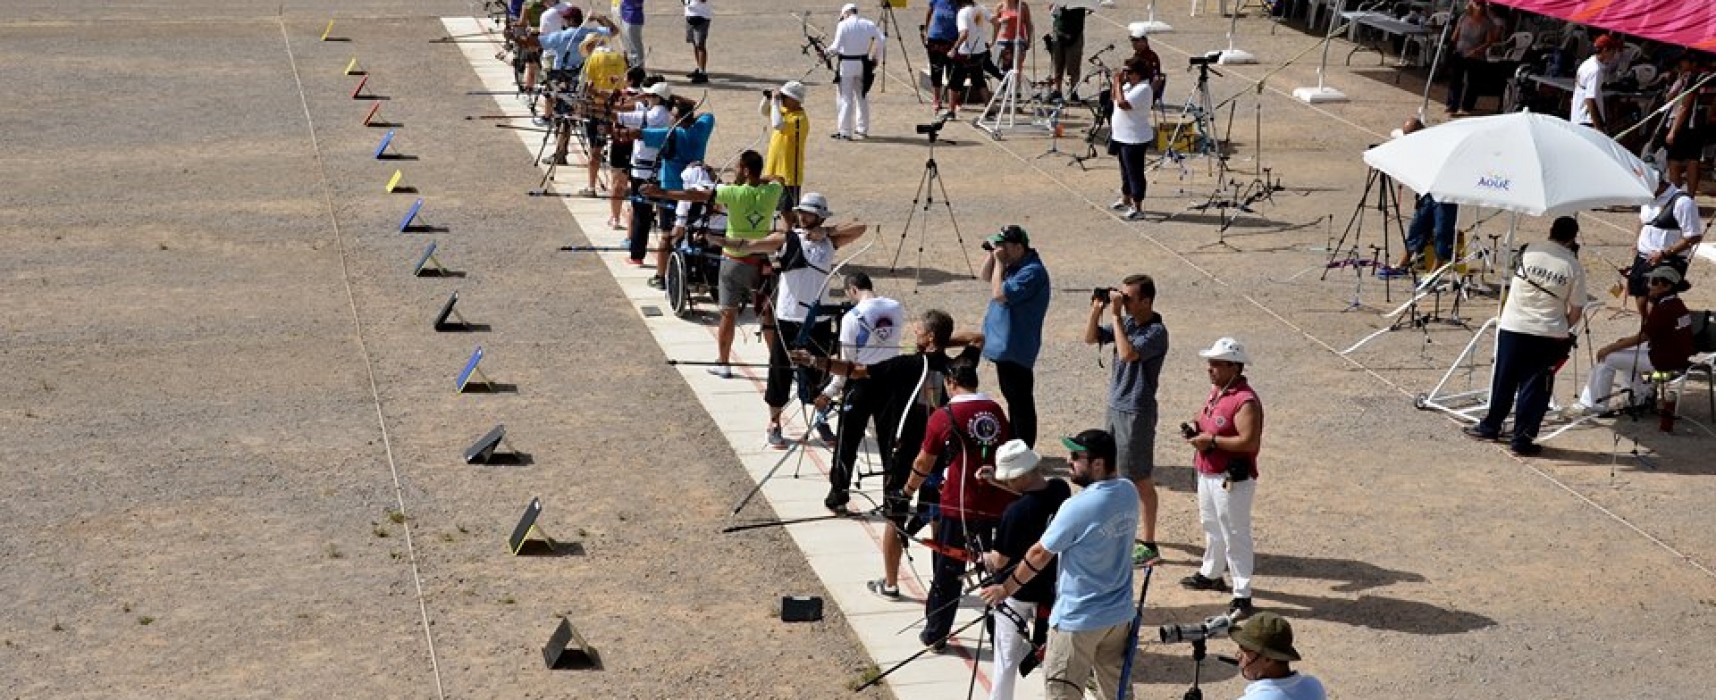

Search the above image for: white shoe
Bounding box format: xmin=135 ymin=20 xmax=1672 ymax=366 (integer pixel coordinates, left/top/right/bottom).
xmin=852 ymin=132 xmax=867 ymax=141
xmin=1562 ymin=402 xmax=1600 ymax=418
xmin=1125 ymin=207 xmax=1147 ymax=221
xmin=706 ymin=365 xmax=733 ymax=379
xmin=1110 ymin=198 xmax=1129 ymax=211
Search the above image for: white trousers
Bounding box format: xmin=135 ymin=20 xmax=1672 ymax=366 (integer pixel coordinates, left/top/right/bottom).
xmin=990 ymin=597 xmax=1036 ymax=700
xmin=1579 ymin=345 xmax=1655 ymax=408
xmin=1197 ymin=473 xmax=1255 ymax=599
xmin=835 ymin=59 xmax=869 ymax=136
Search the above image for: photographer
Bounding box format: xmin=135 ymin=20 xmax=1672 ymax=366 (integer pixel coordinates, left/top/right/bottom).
xmin=1045 ymin=1 xmax=1089 ymax=101
xmin=1230 ymin=613 xmax=1326 ymax=700
xmin=683 ymin=0 xmax=713 ymax=83
xmin=1109 ymin=58 xmax=1154 ymax=221
xmin=922 ymin=0 xmax=962 ymax=113
xmin=727 ymin=193 xmax=868 ymax=449
xmin=762 ymin=81 xmax=811 ymax=226
xmin=827 ymin=3 xmax=884 ymax=140
xmin=981 ymin=225 xmax=1051 ymax=448
xmin=979 ymin=429 xmax=1139 ymax=700
xmin=1083 ymin=274 xmax=1167 ymax=567
xmin=1182 ymin=337 xmax=1263 ymax=621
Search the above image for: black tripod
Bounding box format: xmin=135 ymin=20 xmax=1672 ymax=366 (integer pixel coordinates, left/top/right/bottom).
xmin=890 ymin=119 xmax=976 ymax=290
xmin=1180 ymin=638 xmax=1211 ymax=700
xmin=1321 ymin=165 xmax=1406 ymax=306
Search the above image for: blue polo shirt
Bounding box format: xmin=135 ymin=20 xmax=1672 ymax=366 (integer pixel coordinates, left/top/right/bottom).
xmin=1040 ymin=477 xmax=1138 ymax=631
xmin=539 ymin=26 xmax=610 ymax=70
xmin=641 ymin=113 xmax=716 ymax=190
xmin=928 ymin=0 xmax=960 ymax=42
xmin=982 ymin=250 xmax=1050 ymax=367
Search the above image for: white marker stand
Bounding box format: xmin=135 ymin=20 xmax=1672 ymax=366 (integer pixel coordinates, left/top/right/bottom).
xmin=1216 ymin=12 xmax=1256 ymax=64
xmin=1293 ymin=0 xmax=1349 ymax=103
xmin=1136 ymin=0 xmax=1173 ymax=33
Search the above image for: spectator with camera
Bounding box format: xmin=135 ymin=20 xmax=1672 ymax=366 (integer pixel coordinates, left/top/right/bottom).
xmin=1084 ymin=274 xmax=1167 ymax=567
xmin=1181 ymin=337 xmax=1264 ymax=621
xmin=1109 ymin=58 xmax=1154 ymax=221
xmin=982 ymin=439 xmax=1068 ymax=700
xmin=979 ymin=429 xmax=1139 ymax=700
xmin=901 ymin=353 xmax=1015 ymax=651
xmin=762 ymin=81 xmax=811 ymax=226
xmin=1231 ymin=613 xmax=1326 ymax=700
xmin=981 ymin=224 xmax=1051 ymax=448
xmin=683 ymin=0 xmax=713 ymax=83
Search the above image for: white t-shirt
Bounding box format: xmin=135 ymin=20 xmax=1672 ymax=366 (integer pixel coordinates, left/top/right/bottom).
xmin=539 ymin=3 xmax=569 ymax=34
xmin=684 ymin=0 xmax=713 ymax=20
xmin=830 ymin=16 xmax=885 ymax=60
xmin=775 ymin=231 xmax=837 ymax=323
xmin=1500 ymin=241 xmax=1587 ymax=338
xmin=825 ymin=295 xmax=905 ymax=397
xmin=1636 ymin=184 xmax=1703 ymax=254
xmin=1570 ymin=55 xmax=1605 ymax=127
xmin=616 ymin=103 xmax=673 ymax=179
xmin=1110 ymin=80 xmax=1155 ymax=145
xmin=955 ymin=6 xmax=992 ymax=57
xmin=1238 ymin=673 xmax=1328 ymax=700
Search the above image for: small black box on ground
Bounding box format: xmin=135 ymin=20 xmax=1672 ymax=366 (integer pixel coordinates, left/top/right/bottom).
xmin=780 ymin=596 xmax=823 ymax=622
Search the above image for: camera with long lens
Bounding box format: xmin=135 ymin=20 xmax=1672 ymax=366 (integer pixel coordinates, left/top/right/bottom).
xmin=1158 ymin=613 xmax=1235 ymax=644
xmin=1092 ymin=287 xmax=1126 ymax=305
xmin=1188 ymin=50 xmax=1224 ymax=67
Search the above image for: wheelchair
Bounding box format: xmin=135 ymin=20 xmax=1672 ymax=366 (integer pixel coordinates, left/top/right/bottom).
xmin=664 ymin=231 xmax=725 ymax=318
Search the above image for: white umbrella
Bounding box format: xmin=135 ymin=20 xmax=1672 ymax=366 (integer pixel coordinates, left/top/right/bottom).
xmin=1362 ymin=111 xmax=1655 ymax=217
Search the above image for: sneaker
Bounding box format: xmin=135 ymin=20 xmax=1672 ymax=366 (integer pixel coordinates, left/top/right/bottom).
xmin=919 ymin=630 xmax=949 ymax=653
xmin=1228 ymin=597 xmax=1256 ymax=621
xmin=1376 ymin=265 xmax=1411 ymax=279
xmin=577 ymin=187 xmax=597 ymax=197
xmin=1461 ymin=425 xmax=1499 ymax=442
xmin=706 ymin=365 xmax=732 ymax=379
xmin=852 ymin=132 xmax=867 ymax=141
xmin=1132 ymin=541 xmax=1160 ymax=567
xmin=824 ymin=490 xmax=850 ymax=513
xmin=1511 ymin=441 xmax=1543 ymax=457
xmin=766 ymin=424 xmax=787 ymax=450
xmin=689 ymin=70 xmax=709 ymax=84
xmin=830 ymin=132 xmax=848 ymax=140
xmin=1125 ymin=208 xmax=1147 ymax=221
xmin=647 ymin=275 xmax=664 ymax=290
xmin=541 ymin=155 xmax=569 ymax=166
xmin=625 ymin=258 xmax=644 ymax=267
xmin=1180 ymin=573 xmax=1228 ymax=591
xmin=867 ymin=579 xmax=902 ymax=601
xmin=532 ymin=116 xmax=550 ymax=127
xmin=1110 ymin=198 xmax=1130 ymax=211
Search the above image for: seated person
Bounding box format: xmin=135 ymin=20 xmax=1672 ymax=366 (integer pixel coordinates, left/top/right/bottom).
xmin=651 ymin=162 xmax=728 ymax=290
xmin=1571 ymin=267 xmax=1696 ymax=414
xmin=1384 ymin=117 xmax=1458 ymax=276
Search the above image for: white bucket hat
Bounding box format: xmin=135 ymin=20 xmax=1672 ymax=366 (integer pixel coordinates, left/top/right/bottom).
xmin=794 ymin=192 xmax=833 ymax=220
xmin=1198 ymin=337 xmax=1251 ymax=365
xmin=643 ymin=82 xmax=673 ymax=100
xmin=779 ymin=80 xmax=808 ymax=102
xmin=993 ymin=439 xmax=1042 ymax=481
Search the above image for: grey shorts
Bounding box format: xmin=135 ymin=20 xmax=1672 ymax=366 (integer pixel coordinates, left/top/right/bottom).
xmin=1107 ymin=406 xmax=1157 ymax=480
xmin=718 ymin=257 xmax=762 ymax=310
xmin=685 ymin=16 xmax=710 ymax=47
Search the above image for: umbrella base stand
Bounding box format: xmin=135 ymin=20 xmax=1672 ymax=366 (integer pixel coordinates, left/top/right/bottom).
xmin=1293 ymin=85 xmax=1349 ymax=103
xmin=1413 ymin=317 xmax=1497 ymax=422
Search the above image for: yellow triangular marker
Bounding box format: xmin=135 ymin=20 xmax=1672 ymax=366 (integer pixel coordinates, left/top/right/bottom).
xmin=343 ymin=57 xmax=360 ymax=75
xmin=386 ymin=170 xmax=404 ymax=193
xmin=320 ymin=19 xmax=335 ymax=41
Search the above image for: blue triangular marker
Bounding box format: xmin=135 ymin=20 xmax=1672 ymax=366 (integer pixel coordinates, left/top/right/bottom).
xmin=456 ymin=346 xmax=486 ymax=392
xmin=400 ymin=198 xmax=425 ymax=232
xmin=374 ymin=129 xmax=396 ymax=159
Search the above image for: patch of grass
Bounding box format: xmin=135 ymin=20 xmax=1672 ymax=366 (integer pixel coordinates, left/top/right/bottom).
xmin=498 ymin=596 xmax=516 ymax=605
xmin=326 ymin=543 xmax=344 ymax=559
xmin=121 ymin=602 xmax=131 ymax=613
xmin=386 ymin=509 xmax=406 ymax=525
xmin=456 ymin=524 xmax=469 ymax=534
xmin=372 ymin=524 xmax=390 ymax=538
xmin=845 ymin=664 xmax=882 ymax=692
xmin=138 ymin=616 xmax=154 ymax=626
xmin=51 ymin=623 xmax=63 ymax=632
xmin=439 ymin=532 xmax=454 ymax=543
xmin=388 ymin=550 xmax=402 ymax=560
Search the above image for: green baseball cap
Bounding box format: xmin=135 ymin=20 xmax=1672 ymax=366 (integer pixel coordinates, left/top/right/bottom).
xmin=986 ymin=224 xmax=1030 ymax=247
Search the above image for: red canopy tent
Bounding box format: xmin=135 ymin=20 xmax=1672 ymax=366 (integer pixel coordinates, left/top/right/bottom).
xmin=1488 ymin=0 xmax=1716 ymax=51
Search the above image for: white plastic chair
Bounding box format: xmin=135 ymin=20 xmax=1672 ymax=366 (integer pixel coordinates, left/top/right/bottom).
xmin=1485 ymin=31 xmax=1533 ymax=62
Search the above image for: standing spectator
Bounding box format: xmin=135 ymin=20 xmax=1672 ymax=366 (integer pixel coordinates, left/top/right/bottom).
xmin=763 ymin=81 xmax=811 ymax=226
xmin=1444 ymin=1 xmax=1501 ymax=116
xmin=684 ymin=0 xmax=713 ymax=83
xmin=979 ymin=429 xmax=1139 ymax=700
xmin=1463 ymin=217 xmax=1586 ymax=456
xmin=922 ymin=0 xmax=962 ymax=113
xmin=982 ymin=440 xmax=1069 ymax=700
xmin=731 ymin=194 xmax=868 ymax=449
xmin=826 ymin=3 xmax=885 ymax=140
xmin=820 ymin=273 xmax=907 ymax=510
xmin=981 ymin=225 xmax=1051 ymax=448
xmin=1109 ymin=58 xmax=1154 ymax=221
xmin=1046 ymin=1 xmax=1089 ymax=101
xmin=1665 ymin=54 xmax=1713 ymax=196
xmin=642 ymin=148 xmax=772 ymax=383
xmin=1571 ymin=267 xmax=1696 ymax=414
xmin=1127 ymin=24 xmax=1166 ymax=106
xmin=1627 ymin=174 xmax=1702 ymax=315
xmin=992 ymin=0 xmax=1035 ymax=92
xmin=902 ymin=353 xmax=1015 ymax=651
xmin=945 ymin=0 xmax=994 ymax=118
xmin=1182 ymin=337 xmax=1264 ymax=621
xmin=1230 ymin=614 xmax=1328 ymax=700
xmin=617 ymin=0 xmax=647 ymax=68
xmin=1570 ymin=34 xmax=1619 ymax=129
xmin=1084 ymin=274 xmax=1168 ymax=566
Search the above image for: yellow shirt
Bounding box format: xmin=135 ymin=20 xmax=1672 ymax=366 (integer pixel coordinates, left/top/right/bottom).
xmin=764 ymin=108 xmax=810 ymax=187
xmin=583 ymin=48 xmax=627 ymax=94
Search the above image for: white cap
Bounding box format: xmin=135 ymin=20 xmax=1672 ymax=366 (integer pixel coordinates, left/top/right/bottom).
xmin=794 ymin=192 xmax=832 ymax=219
xmin=780 ymin=80 xmax=808 ymax=102
xmin=1198 ymin=337 xmax=1251 ymax=365
xmin=992 ymin=439 xmax=1042 ymax=481
xmin=1129 ymin=22 xmax=1153 ymax=39
xmin=842 ymin=3 xmax=859 ymax=16
xmin=643 ymin=82 xmax=673 ymax=99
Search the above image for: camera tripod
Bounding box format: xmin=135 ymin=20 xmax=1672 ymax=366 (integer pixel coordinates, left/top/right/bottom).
xmin=874 ymin=0 xmax=924 ymax=103
xmin=890 ymin=121 xmax=976 ymax=290
xmin=1320 ymin=165 xmax=1406 ymax=306
xmin=1066 ymin=59 xmax=1116 ymax=170
xmin=1153 ymin=57 xmax=1222 ymax=174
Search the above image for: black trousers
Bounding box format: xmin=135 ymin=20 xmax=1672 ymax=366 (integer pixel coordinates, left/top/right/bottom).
xmin=628 ymin=182 xmax=671 ymax=263
xmin=830 ymin=378 xmax=889 ymax=499
xmin=923 ymin=516 xmax=998 ymax=645
xmin=994 ymin=359 xmax=1037 ymax=448
xmin=765 ymin=319 xmax=833 ymax=409
xmin=1478 ymin=329 xmax=1570 ymax=449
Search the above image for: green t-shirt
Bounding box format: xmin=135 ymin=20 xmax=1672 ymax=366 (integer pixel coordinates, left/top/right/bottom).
xmin=714 ymin=181 xmax=784 ymax=256
xmin=522 ymin=0 xmax=548 ymax=28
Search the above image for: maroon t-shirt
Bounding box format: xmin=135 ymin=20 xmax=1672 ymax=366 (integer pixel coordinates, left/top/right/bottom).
xmin=1645 ymin=294 xmax=1695 ymax=372
xmin=921 ymin=394 xmax=1016 ymax=521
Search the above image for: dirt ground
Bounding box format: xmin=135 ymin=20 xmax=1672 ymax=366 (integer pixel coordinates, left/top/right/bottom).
xmin=3 ymin=1 xmax=1716 ymax=699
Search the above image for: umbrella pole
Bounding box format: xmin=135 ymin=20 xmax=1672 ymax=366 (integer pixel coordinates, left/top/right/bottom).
xmin=1417 ymin=19 xmax=1452 ymax=121
xmin=1415 ymin=211 xmax=1513 ymax=423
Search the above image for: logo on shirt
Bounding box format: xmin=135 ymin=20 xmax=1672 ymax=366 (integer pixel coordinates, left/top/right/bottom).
xmin=856 ymin=316 xmax=895 ymax=349
xmin=1476 ymin=172 xmax=1512 ymax=191
xmin=745 ymin=211 xmax=768 ymax=230
xmin=967 ymin=410 xmax=1003 ymax=447
xmin=1212 ymin=415 xmax=1228 ymax=428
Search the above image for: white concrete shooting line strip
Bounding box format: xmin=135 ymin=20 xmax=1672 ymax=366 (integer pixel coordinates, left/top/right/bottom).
xmin=441 ymin=17 xmax=1043 ymax=699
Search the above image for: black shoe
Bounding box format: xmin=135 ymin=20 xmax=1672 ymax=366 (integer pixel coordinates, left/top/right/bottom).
xmin=1511 ymin=441 xmax=1543 ymax=457
xmin=824 ymin=490 xmax=850 ymax=513
xmin=919 ymin=631 xmax=949 ymax=653
xmin=1461 ymin=425 xmax=1500 ymax=442
xmin=646 ymin=275 xmax=664 ymax=290
xmin=688 ymin=71 xmax=708 ymax=84
xmin=1228 ymin=597 xmax=1255 ymax=620
xmin=1180 ymin=573 xmax=1228 ymax=591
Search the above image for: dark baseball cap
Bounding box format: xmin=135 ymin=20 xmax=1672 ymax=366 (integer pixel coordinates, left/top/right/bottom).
xmin=986 ymin=224 xmax=1030 ymax=247
xmin=1060 ymin=429 xmax=1116 ymax=464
